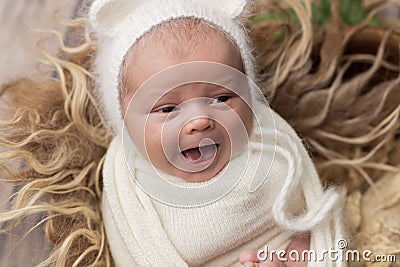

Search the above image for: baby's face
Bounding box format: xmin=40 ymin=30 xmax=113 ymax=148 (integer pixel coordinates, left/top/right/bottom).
xmin=121 ymin=33 xmax=253 ymax=182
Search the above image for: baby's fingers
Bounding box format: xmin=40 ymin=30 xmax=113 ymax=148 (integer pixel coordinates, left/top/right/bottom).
xmin=240 ymin=250 xmax=282 ymax=267
xmin=243 ymin=261 xmax=281 ymax=267
xmin=239 ymin=250 xmax=259 ymax=264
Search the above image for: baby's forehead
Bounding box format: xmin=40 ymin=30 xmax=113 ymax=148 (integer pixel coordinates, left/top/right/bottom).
xmin=131 ymin=18 xmax=241 ymax=59
xmin=120 ymin=18 xmax=245 ymax=106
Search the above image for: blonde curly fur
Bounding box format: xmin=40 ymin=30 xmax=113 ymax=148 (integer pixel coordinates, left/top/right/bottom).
xmin=0 ymin=0 xmax=400 ymax=266
xmin=0 ymin=17 xmax=113 ymax=266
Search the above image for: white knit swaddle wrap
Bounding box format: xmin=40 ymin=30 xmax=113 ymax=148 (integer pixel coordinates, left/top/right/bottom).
xmin=102 ymin=99 xmax=345 ymax=266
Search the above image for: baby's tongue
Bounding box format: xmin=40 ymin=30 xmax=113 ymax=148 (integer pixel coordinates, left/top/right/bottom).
xmin=183 ymin=147 xmax=201 ymax=161
xmin=183 ymin=145 xmax=215 ymax=162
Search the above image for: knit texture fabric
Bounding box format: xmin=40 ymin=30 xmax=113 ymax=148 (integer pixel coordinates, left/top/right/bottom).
xmin=102 ymin=99 xmax=345 ymax=266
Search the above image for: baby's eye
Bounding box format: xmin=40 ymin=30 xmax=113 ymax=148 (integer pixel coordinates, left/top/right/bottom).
xmin=155 ymin=106 xmax=177 ymax=113
xmin=211 ymin=95 xmax=231 ymax=104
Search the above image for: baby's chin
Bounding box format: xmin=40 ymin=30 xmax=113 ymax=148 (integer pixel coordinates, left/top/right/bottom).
xmin=168 ymin=157 xmax=229 ymax=183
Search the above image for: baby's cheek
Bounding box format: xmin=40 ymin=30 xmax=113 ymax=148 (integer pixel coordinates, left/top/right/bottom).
xmin=143 ymin=123 xmax=161 ymax=151
xmin=222 ymin=99 xmax=253 ymax=134
xmin=142 ymin=121 xmax=177 ymax=169
xmin=220 ymin=111 xmax=251 ymax=151
xmin=237 ymin=103 xmax=254 ymax=135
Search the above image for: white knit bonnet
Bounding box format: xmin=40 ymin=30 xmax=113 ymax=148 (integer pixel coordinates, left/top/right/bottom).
xmin=89 ymin=0 xmax=254 ymax=133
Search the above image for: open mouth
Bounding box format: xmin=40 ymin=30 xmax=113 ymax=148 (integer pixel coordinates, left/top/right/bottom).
xmin=181 ymin=144 xmax=218 ymax=163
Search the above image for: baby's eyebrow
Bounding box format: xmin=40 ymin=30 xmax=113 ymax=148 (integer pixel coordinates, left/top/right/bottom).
xmin=147 ymin=89 xmax=182 ymax=104
xmin=150 ymin=89 xmax=180 ymax=98
xmin=145 ymin=83 xmax=234 ymax=103
xmin=207 ymin=83 xmax=230 ymax=91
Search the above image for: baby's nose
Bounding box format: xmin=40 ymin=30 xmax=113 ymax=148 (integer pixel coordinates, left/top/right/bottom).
xmin=183 ymin=117 xmax=215 ymax=134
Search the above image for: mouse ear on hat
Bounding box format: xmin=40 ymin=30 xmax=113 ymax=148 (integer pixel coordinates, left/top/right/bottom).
xmin=200 ymin=0 xmax=249 ymax=17
xmin=89 ymin=0 xmax=141 ymax=36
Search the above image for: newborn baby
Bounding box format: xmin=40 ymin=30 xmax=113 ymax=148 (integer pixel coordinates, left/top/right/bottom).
xmin=89 ymin=0 xmax=344 ymax=266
